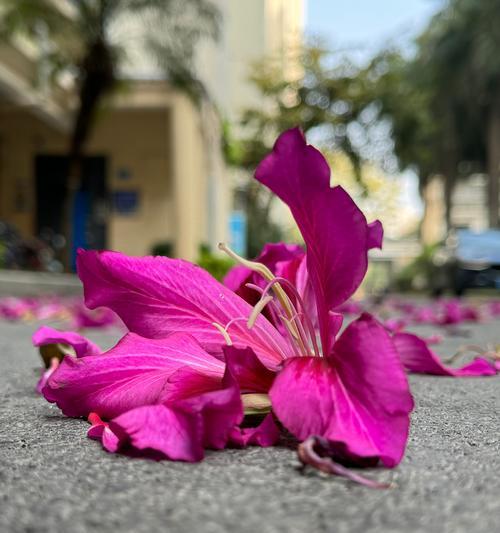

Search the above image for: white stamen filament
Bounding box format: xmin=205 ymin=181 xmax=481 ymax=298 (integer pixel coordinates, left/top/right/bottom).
xmin=212 ymin=322 xmax=233 ymax=346
xmin=247 ymin=295 xmax=274 ymax=329
xmin=218 ymin=242 xmax=295 ymax=320
xmin=288 ymin=311 xmax=314 ymax=357
xmin=221 ymin=316 xmax=289 ymax=361
xmin=259 ymin=277 xmax=321 ymax=357
xmin=280 ymin=315 xmax=302 ymax=358
xmin=218 ymin=242 xmax=321 ymax=358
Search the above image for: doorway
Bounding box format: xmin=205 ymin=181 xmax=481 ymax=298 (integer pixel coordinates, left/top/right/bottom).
xmin=35 ymin=155 xmax=108 ymax=270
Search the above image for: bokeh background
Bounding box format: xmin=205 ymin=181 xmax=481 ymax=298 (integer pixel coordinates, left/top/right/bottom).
xmin=0 ymin=0 xmax=499 ymax=298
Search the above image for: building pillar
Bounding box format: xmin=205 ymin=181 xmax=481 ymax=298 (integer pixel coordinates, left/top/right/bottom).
xmin=170 ymin=94 xmax=206 ymax=261
xmin=421 ymin=175 xmax=447 ymax=245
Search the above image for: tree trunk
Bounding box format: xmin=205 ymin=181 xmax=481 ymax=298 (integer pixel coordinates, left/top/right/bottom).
xmin=62 ymin=37 xmax=115 ymax=270
xmin=487 ymin=99 xmax=500 ymax=228
xmin=443 ymin=171 xmax=454 ymax=230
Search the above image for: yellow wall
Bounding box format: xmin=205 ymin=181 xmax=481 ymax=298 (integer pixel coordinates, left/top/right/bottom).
xmin=88 ymin=109 xmax=173 ymax=256
xmin=0 ymin=105 xmax=202 ymax=258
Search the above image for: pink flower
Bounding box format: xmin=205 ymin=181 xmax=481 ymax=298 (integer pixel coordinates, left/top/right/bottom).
xmin=40 ymin=129 xmax=413 ymax=473
xmin=33 ymin=326 xmax=102 ymax=358
xmin=487 ymin=300 xmax=500 ymax=318
xmin=32 ymin=325 xmax=102 ymax=369
xmin=438 ymin=299 xmax=480 ymax=325
xmin=392 ymin=332 xmax=497 ymax=376
xmin=383 ymin=317 xmax=407 ymax=334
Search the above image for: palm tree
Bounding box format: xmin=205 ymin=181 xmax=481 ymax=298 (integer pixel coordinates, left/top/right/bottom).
xmin=0 ymin=0 xmax=220 ymax=266
xmin=418 ymin=0 xmax=500 ymax=227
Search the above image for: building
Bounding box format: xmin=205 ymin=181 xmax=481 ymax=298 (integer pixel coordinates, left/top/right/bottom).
xmin=0 ymin=37 xmax=217 ymax=264
xmin=0 ymin=0 xmax=304 ymax=268
xmin=450 ymin=174 xmax=489 ymax=231
xmin=420 ymin=173 xmax=489 ymax=247
xmin=198 ymin=0 xmax=304 ymax=124
xmin=197 ymin=0 xmax=305 ymax=254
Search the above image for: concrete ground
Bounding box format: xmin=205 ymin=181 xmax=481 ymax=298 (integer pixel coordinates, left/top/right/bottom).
xmin=1 ymin=317 xmax=499 ymax=533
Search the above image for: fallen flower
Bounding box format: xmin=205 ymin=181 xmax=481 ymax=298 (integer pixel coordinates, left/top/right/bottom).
xmin=0 ymin=295 xmax=120 ymax=328
xmin=392 ymin=332 xmax=497 ymax=377
xmin=438 ymin=299 xmax=481 ymax=325
xmin=33 ymin=325 xmax=102 ymax=367
xmin=39 ymin=128 xmax=413 ymax=478
xmin=383 ymin=317 xmax=408 ymax=334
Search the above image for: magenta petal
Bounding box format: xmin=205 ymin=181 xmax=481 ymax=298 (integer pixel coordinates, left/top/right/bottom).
xmin=43 ymin=333 xmax=224 ymax=418
xmin=270 ymin=314 xmax=413 ymax=467
xmin=392 ymin=332 xmax=497 ymax=376
xmin=77 ymin=249 xmax=288 ymax=368
xmin=323 ymin=312 xmax=344 ymax=354
xmin=163 ymin=366 xmax=223 ymax=403
xmin=87 ymin=412 xmax=120 ymax=452
xmin=108 ymin=405 xmax=204 ymax=461
xmin=35 ymin=357 xmax=59 ymax=394
xmin=223 ymin=264 xmax=253 ymax=294
xmin=224 ymin=242 xmax=304 ymax=293
xmin=223 ymin=346 xmax=275 ymax=393
xmin=367 ymin=220 xmax=384 ymax=249
xmin=230 ymin=414 xmax=280 ymax=447
xmin=88 ymin=412 xmax=106 ymax=439
xmin=255 ymin=129 xmax=381 ymax=352
xmin=33 ymin=326 xmax=102 ymax=357
xmin=178 ymin=364 xmax=244 ymax=450
xmin=72 ymin=305 xmax=118 ymax=329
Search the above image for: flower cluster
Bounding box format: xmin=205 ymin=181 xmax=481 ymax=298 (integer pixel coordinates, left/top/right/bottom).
xmin=1 ymin=295 xmax=119 ymax=328
xmin=33 ymin=129 xmax=498 ymax=485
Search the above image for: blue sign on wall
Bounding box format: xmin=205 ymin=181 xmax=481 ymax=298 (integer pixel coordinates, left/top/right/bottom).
xmin=229 ymin=211 xmax=247 ymax=256
xmin=112 ymin=190 xmax=140 ymax=215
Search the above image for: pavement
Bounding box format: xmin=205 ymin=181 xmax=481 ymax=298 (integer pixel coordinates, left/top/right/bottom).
xmin=1 ymin=317 xmax=500 ymax=533
xmin=0 ymin=270 xmax=82 ymax=297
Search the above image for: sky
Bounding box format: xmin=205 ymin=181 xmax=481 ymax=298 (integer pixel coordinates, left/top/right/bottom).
xmin=305 ymin=0 xmax=442 ymax=218
xmin=305 ymin=0 xmax=442 ymax=61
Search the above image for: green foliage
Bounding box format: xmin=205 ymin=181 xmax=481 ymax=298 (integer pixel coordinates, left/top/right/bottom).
xmin=149 ymin=242 xmax=233 ymax=282
xmin=361 ymin=0 xmax=500 ymax=225
xmin=363 ymin=50 xmax=444 ymax=187
xmin=230 ymin=46 xmax=378 ymax=255
xmin=235 ymin=47 xmax=370 ymax=177
xmin=196 ymin=245 xmax=234 ymax=281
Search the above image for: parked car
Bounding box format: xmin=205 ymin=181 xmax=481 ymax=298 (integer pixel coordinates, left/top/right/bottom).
xmin=432 ymin=229 xmax=500 ymax=295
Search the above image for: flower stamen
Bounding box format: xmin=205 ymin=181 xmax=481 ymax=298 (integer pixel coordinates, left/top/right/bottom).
xmin=218 ymin=242 xmax=295 ymax=319
xmin=247 ymin=296 xmax=274 ymax=329
xmin=260 ymin=277 xmax=321 ymax=357
xmin=212 ymin=322 xmax=233 ymax=346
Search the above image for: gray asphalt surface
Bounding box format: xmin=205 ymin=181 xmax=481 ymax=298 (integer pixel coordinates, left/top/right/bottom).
xmin=1 ymin=317 xmax=500 ymax=533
